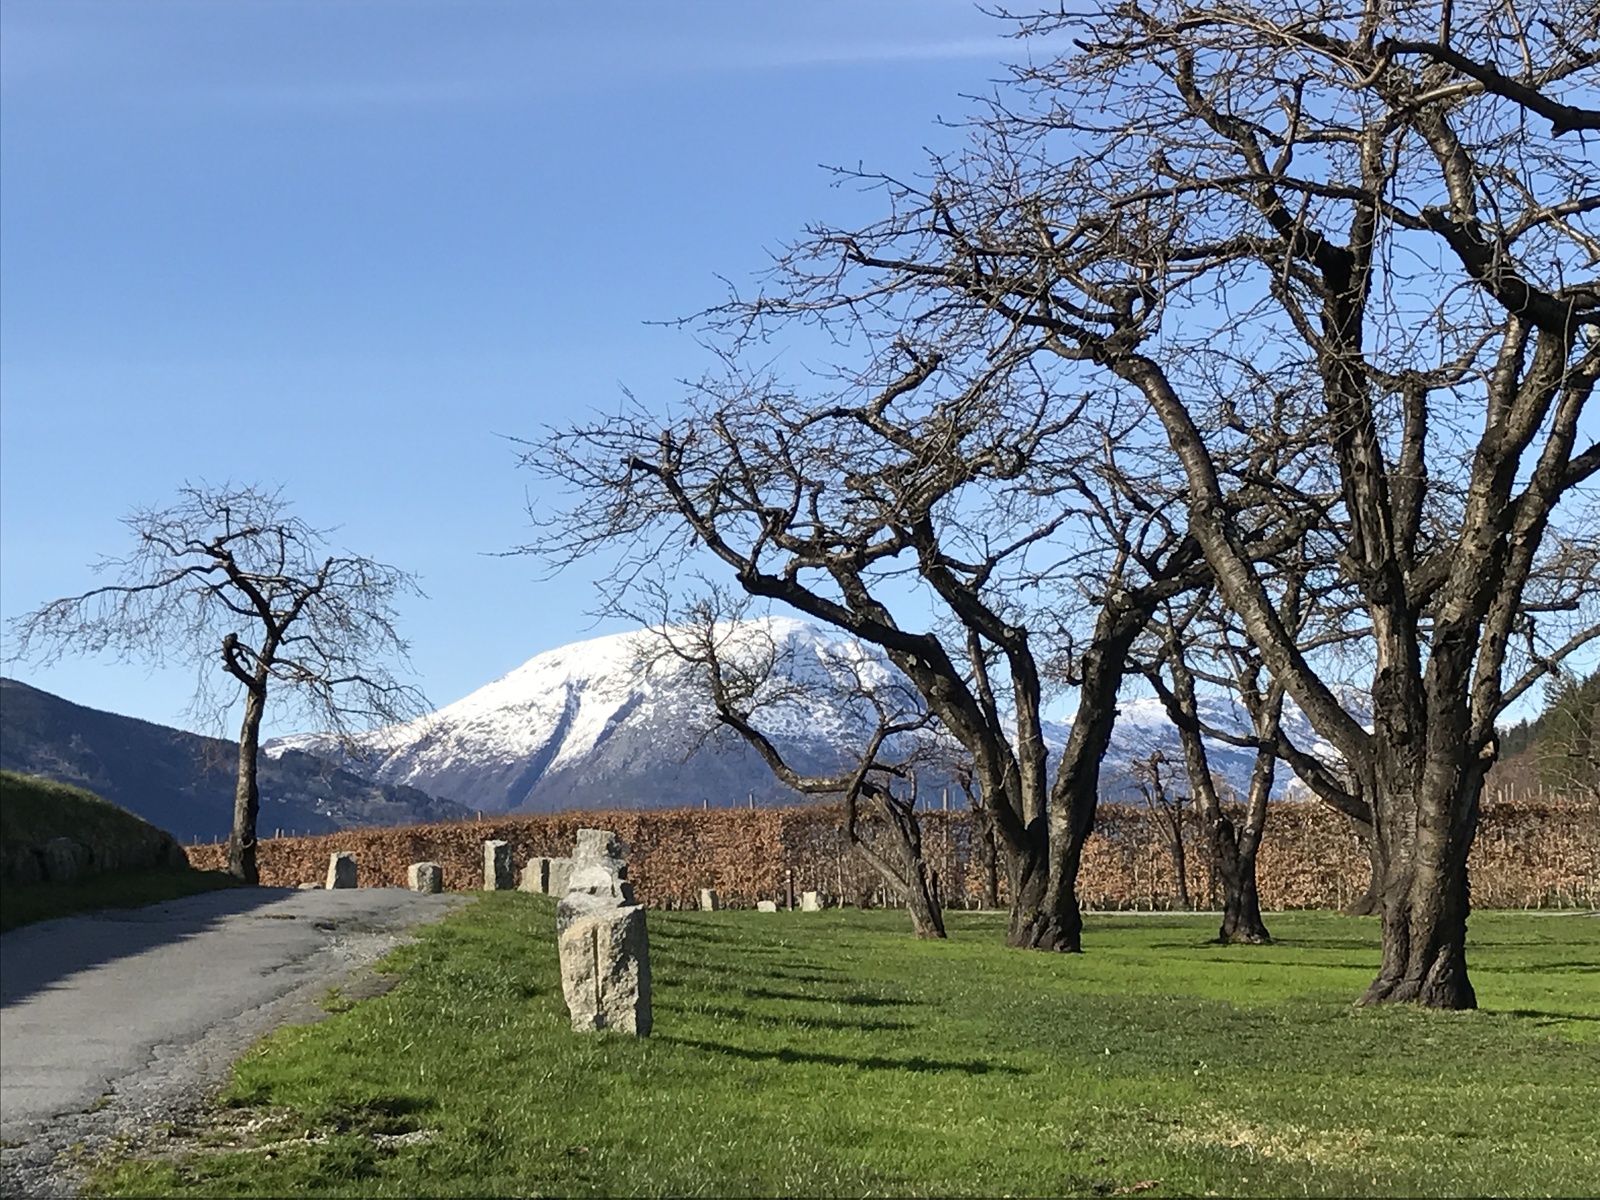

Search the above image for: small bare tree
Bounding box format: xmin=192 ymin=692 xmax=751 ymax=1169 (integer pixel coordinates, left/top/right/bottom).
xmin=1131 ymin=749 xmax=1192 ymax=910
xmin=640 ymin=592 xmax=946 ymax=937
xmin=9 ymin=484 xmax=428 ymax=882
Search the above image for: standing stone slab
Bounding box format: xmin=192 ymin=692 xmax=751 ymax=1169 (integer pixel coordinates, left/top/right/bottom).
xmin=756 ymin=900 xmax=779 ymax=913
xmin=483 ymin=840 xmax=514 ymax=890
xmin=698 ymin=887 xmax=721 ymax=912
xmin=555 ymin=828 xmax=650 ymax=1037
xmin=556 ymin=897 xmax=652 ymax=1036
xmin=408 ymin=861 xmax=443 ymax=894
xmin=519 ymin=857 xmax=551 ymax=894
xmin=800 ymin=891 xmax=823 ymax=912
xmin=326 ymin=852 xmax=357 ymax=889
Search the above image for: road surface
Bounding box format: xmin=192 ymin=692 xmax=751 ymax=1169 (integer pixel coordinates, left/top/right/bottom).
xmin=0 ymin=885 xmax=468 ymax=1196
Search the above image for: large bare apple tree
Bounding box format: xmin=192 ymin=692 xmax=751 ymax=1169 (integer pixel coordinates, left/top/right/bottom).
xmin=812 ymin=0 xmax=1595 ymax=1005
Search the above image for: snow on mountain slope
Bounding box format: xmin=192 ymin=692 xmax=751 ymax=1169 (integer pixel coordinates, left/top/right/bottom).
xmin=266 ymin=617 xmax=905 ymax=813
xmin=267 ymin=617 xmax=1353 ymax=814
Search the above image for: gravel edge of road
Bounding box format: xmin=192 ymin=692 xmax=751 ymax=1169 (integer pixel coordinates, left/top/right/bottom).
xmin=0 ymin=895 xmax=471 ymax=1199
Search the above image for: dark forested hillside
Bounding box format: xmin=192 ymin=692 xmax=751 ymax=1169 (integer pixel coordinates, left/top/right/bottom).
xmin=0 ymin=678 xmax=470 ymax=842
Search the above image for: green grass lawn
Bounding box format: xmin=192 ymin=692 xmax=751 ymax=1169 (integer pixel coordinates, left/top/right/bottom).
xmin=89 ymin=901 xmax=1600 ymax=1198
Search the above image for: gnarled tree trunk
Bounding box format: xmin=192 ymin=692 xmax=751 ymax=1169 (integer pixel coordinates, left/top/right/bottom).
xmin=227 ymin=683 xmax=266 ymax=884
xmin=1358 ymin=752 xmax=1485 ymax=1008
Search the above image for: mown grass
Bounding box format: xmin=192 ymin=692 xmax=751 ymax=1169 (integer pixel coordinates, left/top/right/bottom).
xmin=89 ymin=902 xmax=1599 ymax=1198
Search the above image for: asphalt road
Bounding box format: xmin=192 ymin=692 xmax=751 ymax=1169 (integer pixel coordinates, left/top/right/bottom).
xmin=0 ymin=886 xmax=468 ymax=1196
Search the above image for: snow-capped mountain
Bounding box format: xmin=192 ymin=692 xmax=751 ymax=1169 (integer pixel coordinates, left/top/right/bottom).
xmin=266 ymin=617 xmax=1348 ymax=814
xmin=266 ymin=618 xmax=909 ymax=814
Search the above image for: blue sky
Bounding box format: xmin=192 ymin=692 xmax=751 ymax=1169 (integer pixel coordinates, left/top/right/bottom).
xmin=1 ymin=0 xmax=1021 ymax=738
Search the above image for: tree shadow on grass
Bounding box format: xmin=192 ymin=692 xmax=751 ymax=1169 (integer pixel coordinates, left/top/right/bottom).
xmin=659 ymin=1035 xmax=1024 ymax=1076
xmin=1496 ymin=1008 xmax=1600 ymax=1023
xmin=663 ymin=1002 xmax=915 ymax=1033
xmin=740 ymin=986 xmax=914 ymax=1008
xmin=762 ymin=967 xmax=853 ymax=984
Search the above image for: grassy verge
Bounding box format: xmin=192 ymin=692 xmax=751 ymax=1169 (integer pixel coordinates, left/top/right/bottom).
xmin=1 ymin=866 xmax=245 ymax=933
xmin=88 ymin=903 xmax=1599 ymax=1198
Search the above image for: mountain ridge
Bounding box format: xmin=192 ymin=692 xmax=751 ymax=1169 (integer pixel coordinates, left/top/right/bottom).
xmin=268 ymin=617 xmax=1342 ymax=814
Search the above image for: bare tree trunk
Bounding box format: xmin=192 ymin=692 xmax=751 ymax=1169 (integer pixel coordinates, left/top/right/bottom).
xmin=1014 ymin=598 xmax=1156 ymax=950
xmin=227 ymin=685 xmax=266 ymax=884
xmin=1007 ymin=819 xmax=1073 ymax=948
xmin=1359 ymin=758 xmax=1483 ymax=1009
xmin=1168 ymin=816 xmax=1191 ymax=911
xmin=1211 ymin=816 xmax=1269 ymax=943
xmin=1344 ymin=820 xmax=1384 ymax=916
xmin=846 ymin=785 xmax=946 ymax=939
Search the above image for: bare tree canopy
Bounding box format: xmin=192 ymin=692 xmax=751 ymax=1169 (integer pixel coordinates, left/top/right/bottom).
xmin=10 ymin=483 xmax=428 ymax=881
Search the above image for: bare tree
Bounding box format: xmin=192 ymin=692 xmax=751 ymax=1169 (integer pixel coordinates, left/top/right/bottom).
xmin=751 ymin=0 xmax=1598 ymax=1006
xmin=640 ymin=593 xmax=946 ymax=937
xmin=524 ymin=357 xmax=1215 ymax=951
xmin=1131 ymin=749 xmax=1192 ymax=910
xmin=9 ymin=484 xmax=428 ymax=882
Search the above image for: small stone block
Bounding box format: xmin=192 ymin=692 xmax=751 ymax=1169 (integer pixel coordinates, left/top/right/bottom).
xmin=484 ymin=840 xmax=514 ymax=890
xmin=547 ymin=857 xmax=574 ymax=896
xmin=520 ymin=857 xmax=552 ymax=893
xmin=408 ymin=861 xmax=443 ymax=894
xmin=800 ymin=891 xmax=823 ymax=912
xmin=326 ymin=852 xmax=357 ymax=889
xmin=756 ymin=900 xmax=779 ymax=913
xmin=698 ymin=887 xmax=720 ymax=912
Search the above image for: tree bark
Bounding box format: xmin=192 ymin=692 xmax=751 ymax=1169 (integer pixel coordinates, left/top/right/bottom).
xmin=1007 ymin=817 xmax=1078 ymax=949
xmin=1358 ymin=753 xmax=1483 ymax=1008
xmin=1343 ymin=821 xmax=1384 ymax=916
xmin=1211 ymin=816 xmax=1269 ymax=943
xmin=227 ymin=685 xmax=266 ymax=884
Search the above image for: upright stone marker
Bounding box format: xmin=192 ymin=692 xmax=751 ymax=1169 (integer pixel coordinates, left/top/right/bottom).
xmin=483 ymin=840 xmax=514 ymax=890
xmin=698 ymin=887 xmax=721 ymax=912
xmin=556 ymin=828 xmax=651 ymax=1036
xmin=326 ymin=852 xmax=357 ymax=889
xmin=408 ymin=861 xmax=443 ymax=894
xmin=519 ymin=857 xmax=551 ymax=894
xmin=800 ymin=891 xmax=823 ymax=912
xmin=756 ymin=900 xmax=779 ymax=913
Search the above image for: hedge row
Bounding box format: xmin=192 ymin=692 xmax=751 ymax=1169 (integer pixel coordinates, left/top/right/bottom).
xmin=186 ymin=795 xmax=1598 ymax=910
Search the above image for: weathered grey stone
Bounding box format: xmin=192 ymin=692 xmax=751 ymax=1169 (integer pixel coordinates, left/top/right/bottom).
xmin=568 ymin=863 xmax=634 ymax=903
xmin=698 ymin=887 xmax=720 ymax=911
xmin=408 ymin=861 xmax=443 ymax=894
xmin=557 ymin=896 xmax=652 ymax=1036
xmin=574 ymin=828 xmax=628 ymax=872
xmin=297 ymin=881 xmax=322 ymax=890
xmin=7 ymin=846 xmax=44 ymax=887
xmin=483 ymin=840 xmax=514 ymax=890
xmin=325 ymin=852 xmax=357 ymax=889
xmin=756 ymin=900 xmax=779 ymax=913
xmin=547 ymin=857 xmax=574 ymax=897
xmin=519 ymin=857 xmax=551 ymax=893
xmin=800 ymin=891 xmax=824 ymax=912
xmin=555 ymin=827 xmax=649 ymax=1036
xmin=42 ymin=837 xmax=91 ymax=884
